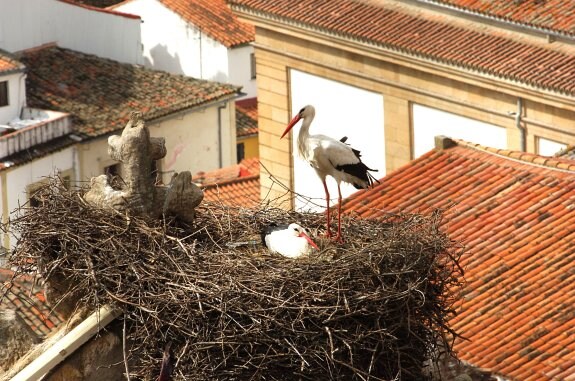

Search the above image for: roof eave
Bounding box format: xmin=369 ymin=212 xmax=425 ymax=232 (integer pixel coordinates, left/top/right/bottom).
xmin=233 ymin=6 xmax=575 ymax=111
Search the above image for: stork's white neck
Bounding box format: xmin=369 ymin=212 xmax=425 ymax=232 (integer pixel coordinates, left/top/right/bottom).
xmin=297 ymin=113 xmax=314 ymax=158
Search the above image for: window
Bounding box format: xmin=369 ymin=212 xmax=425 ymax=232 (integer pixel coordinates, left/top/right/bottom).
xmin=237 ymin=142 xmax=245 ymax=163
xmin=27 ymin=182 xmax=45 ymax=208
xmin=0 ymin=81 xmax=7 ymax=107
xmin=250 ymin=53 xmax=256 ymax=79
xmin=537 ymin=137 xmax=567 ymax=156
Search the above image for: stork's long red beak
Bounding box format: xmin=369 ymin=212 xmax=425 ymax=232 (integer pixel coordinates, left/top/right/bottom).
xmin=281 ymin=114 xmax=301 ymax=139
xmin=299 ymin=232 xmax=319 ymax=251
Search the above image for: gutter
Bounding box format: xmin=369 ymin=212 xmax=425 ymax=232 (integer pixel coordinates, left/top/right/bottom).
xmin=217 ymin=103 xmax=227 ymax=168
xmin=11 ymin=305 xmax=121 ymax=381
xmin=515 ymin=98 xmax=526 ymax=152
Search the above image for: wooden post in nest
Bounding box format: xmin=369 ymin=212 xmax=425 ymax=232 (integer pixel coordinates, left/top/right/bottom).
xmin=84 ymin=112 xmax=203 ymax=223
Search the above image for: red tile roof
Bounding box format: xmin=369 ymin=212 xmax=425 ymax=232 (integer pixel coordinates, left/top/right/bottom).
xmin=236 ymin=98 xmax=258 ymax=137
xmin=228 ymin=0 xmax=575 ymax=96
xmin=0 ymin=269 xmax=64 ymax=337
xmin=18 ymin=45 xmax=241 ymax=139
xmin=195 ymin=157 xmax=260 ymax=184
xmin=160 ymin=0 xmax=254 ymax=48
xmin=425 ymin=0 xmax=575 ymax=36
xmin=0 ymin=50 xmax=25 ymax=75
xmin=340 ymin=138 xmax=575 ymax=381
xmin=202 ymin=174 xmax=260 ymax=208
xmin=197 ymin=157 xmax=260 ymax=207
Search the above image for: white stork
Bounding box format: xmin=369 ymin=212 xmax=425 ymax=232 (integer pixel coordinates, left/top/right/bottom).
xmin=281 ymin=105 xmax=378 ymax=243
xmin=261 ymin=223 xmax=319 ymax=258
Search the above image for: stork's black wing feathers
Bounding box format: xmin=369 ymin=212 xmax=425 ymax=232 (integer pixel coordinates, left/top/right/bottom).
xmin=334 ymin=141 xmax=380 ymax=189
xmin=261 ymin=223 xmax=289 ymax=247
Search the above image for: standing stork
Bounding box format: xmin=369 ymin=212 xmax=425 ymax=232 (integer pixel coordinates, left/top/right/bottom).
xmin=281 ymin=105 xmax=378 ymax=243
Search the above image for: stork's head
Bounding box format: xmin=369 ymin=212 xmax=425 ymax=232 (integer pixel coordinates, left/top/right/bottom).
xmin=288 ymin=223 xmax=319 ymax=251
xmin=281 ymin=105 xmax=316 ymax=139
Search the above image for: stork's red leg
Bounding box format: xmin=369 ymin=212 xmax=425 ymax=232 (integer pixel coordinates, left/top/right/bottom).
xmin=322 ymin=180 xmax=331 ymax=238
xmin=335 ymin=183 xmax=344 ymax=244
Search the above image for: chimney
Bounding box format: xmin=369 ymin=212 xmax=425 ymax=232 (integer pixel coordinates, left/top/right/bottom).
xmin=434 ymin=135 xmax=457 ymax=150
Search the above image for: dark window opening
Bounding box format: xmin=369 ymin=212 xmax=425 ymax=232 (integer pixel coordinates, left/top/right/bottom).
xmin=237 ymin=142 xmax=245 ymax=163
xmin=0 ymin=81 xmax=8 ymax=107
xmin=250 ymin=53 xmax=256 ymax=79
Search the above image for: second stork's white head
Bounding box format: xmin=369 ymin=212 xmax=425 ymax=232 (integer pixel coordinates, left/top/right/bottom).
xmin=263 ymin=223 xmax=320 ymax=259
xmin=281 ymin=105 xmax=315 ymax=139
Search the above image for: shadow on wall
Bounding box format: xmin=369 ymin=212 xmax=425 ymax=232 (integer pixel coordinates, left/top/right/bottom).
xmin=211 ymin=70 xmax=229 ymax=84
xmin=146 ymin=44 xmax=185 ymax=76
xmin=144 ymin=44 xmax=232 ymax=86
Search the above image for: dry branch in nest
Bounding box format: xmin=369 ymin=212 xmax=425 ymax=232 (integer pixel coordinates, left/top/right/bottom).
xmin=6 ymin=177 xmax=464 ymax=380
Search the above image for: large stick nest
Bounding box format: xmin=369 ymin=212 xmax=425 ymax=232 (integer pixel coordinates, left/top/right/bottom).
xmin=6 ymin=178 xmax=464 ymax=380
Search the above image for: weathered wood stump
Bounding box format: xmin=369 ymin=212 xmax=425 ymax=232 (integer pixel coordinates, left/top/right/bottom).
xmin=84 ymin=112 xmax=203 ymax=223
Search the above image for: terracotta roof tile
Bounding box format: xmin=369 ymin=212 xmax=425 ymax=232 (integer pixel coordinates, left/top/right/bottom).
xmin=201 ymin=174 xmax=260 ymax=208
xmin=229 ymin=0 xmax=575 ymax=96
xmin=424 ymin=0 xmax=575 ymax=36
xmin=340 ymin=139 xmax=575 ymax=380
xmin=194 ymin=157 xmax=260 ymax=185
xmin=197 ymin=157 xmax=260 ymax=207
xmin=19 ymin=45 xmax=241 ymax=139
xmin=0 ymin=50 xmax=25 ymax=75
xmin=0 ymin=269 xmax=64 ymax=337
xmin=235 ymin=98 xmax=258 ymax=137
xmin=160 ymin=0 xmax=254 ymax=47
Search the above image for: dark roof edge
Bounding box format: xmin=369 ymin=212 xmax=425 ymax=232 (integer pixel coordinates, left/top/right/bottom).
xmin=231 ymin=4 xmax=575 ymax=97
xmin=406 ymin=0 xmax=575 ymax=42
xmin=200 ymin=173 xmax=260 ymax=189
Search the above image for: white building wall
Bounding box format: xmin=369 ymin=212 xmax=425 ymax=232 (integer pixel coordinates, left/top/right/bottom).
xmin=115 ymin=0 xmax=254 ymax=97
xmin=537 ymin=137 xmax=567 ymax=156
xmin=0 ymin=72 xmax=26 ymax=125
xmin=78 ymin=103 xmax=236 ymax=184
xmin=114 ymin=0 xmax=229 ymax=81
xmin=228 ymin=45 xmax=256 ymax=99
xmin=0 ymin=0 xmax=143 ymax=64
xmin=149 ymin=104 xmax=236 ymax=179
xmin=289 ymin=70 xmax=385 ymax=212
xmin=1 ymin=146 xmax=76 ymax=249
xmin=412 ymin=104 xmax=507 ymax=158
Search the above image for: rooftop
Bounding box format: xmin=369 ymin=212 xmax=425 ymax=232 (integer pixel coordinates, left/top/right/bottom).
xmin=421 ymin=0 xmax=575 ymax=36
xmin=229 ymin=0 xmax=575 ymax=97
xmin=18 ymin=45 xmax=242 ymax=139
xmin=0 ymin=269 xmax=63 ymax=338
xmin=235 ymin=98 xmax=258 ymax=138
xmin=197 ymin=157 xmax=260 ymax=208
xmin=341 ymin=137 xmax=575 ymax=380
xmin=0 ymin=50 xmax=25 ymax=75
xmin=159 ymin=0 xmax=255 ymax=48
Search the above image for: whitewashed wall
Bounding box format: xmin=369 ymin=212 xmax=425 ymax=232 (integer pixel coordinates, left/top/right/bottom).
xmin=228 ymin=44 xmax=256 ymax=99
xmin=0 ymin=146 xmax=77 ymax=249
xmin=78 ymin=103 xmax=236 ymax=184
xmin=537 ymin=137 xmax=567 ymax=156
xmin=289 ymin=70 xmax=385 ymax=212
xmin=0 ymin=72 xmax=26 ymax=125
xmin=412 ymin=104 xmax=507 ymax=158
xmin=115 ymin=0 xmax=254 ymax=97
xmin=0 ymin=0 xmax=143 ymax=64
